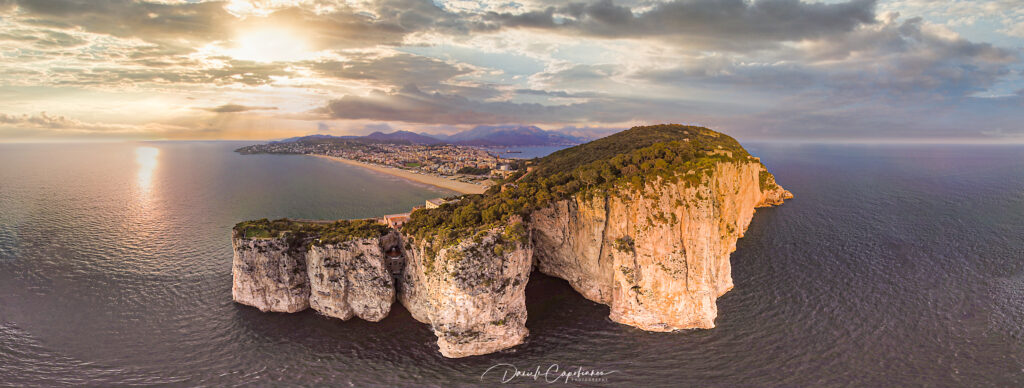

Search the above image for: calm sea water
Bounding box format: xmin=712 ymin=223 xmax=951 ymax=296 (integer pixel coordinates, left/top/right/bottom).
xmin=1 ymin=141 xmax=1023 ymax=386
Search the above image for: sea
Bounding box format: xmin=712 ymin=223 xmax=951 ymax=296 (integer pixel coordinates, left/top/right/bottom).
xmin=1 ymin=141 xmax=1022 ymax=386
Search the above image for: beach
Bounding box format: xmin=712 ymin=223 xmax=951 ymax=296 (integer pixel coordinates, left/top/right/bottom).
xmin=314 ymin=155 xmax=487 ymax=194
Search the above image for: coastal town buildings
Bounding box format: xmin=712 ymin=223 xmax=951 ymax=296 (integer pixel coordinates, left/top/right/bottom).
xmin=237 ymin=141 xmax=514 ymax=185
xmin=425 ymin=198 xmax=452 ymax=209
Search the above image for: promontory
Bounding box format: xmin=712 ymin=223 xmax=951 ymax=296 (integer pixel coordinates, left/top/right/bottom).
xmin=230 ymin=124 xmax=792 ymax=357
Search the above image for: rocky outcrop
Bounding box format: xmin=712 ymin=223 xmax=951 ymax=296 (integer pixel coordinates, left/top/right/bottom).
xmin=399 ymin=221 xmax=533 ymax=358
xmin=306 ymin=232 xmax=397 ymax=322
xmin=231 ymin=234 xmax=310 ymax=313
xmin=231 ymin=229 xmax=398 ymax=321
xmin=757 ymin=172 xmax=794 ymax=207
xmin=530 ymin=160 xmax=789 ymax=331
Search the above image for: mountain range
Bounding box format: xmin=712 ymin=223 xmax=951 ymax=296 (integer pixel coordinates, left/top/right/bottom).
xmin=278 ymin=125 xmax=583 ymax=147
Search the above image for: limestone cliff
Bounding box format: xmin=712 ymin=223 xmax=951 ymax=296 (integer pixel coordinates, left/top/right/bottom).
xmin=231 ymin=233 xmax=310 ymax=313
xmin=399 ymin=220 xmax=532 ymax=358
xmin=231 ymin=220 xmax=395 ymax=321
xmin=531 ymin=160 xmax=791 ymax=331
xmin=306 ymin=231 xmax=398 ymax=322
xmin=232 ymin=124 xmax=792 ymax=358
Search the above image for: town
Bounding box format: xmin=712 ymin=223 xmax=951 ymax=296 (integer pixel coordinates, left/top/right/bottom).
xmin=236 ymin=140 xmax=522 ymax=185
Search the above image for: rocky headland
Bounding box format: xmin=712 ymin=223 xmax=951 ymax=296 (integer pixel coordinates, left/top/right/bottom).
xmin=231 ymin=124 xmax=792 ymax=357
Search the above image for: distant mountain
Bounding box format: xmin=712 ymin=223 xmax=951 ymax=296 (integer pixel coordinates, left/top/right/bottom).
xmin=274 ymin=132 xmax=438 ymax=145
xmin=275 ymin=134 xmax=357 ymax=143
xmin=275 ymin=126 xmax=580 ymax=147
xmin=441 ymin=125 xmax=582 ymax=146
xmin=364 ymin=130 xmax=443 ymax=144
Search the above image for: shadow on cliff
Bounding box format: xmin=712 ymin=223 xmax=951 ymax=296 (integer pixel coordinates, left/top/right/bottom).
xmin=230 ymin=299 xmax=438 ymax=363
xmin=229 ymin=270 xmax=632 ymax=363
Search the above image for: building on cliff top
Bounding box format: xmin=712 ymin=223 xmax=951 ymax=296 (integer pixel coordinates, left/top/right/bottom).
xmin=425 ymin=198 xmax=451 ymax=209
xmin=384 ymin=213 xmax=410 ymax=228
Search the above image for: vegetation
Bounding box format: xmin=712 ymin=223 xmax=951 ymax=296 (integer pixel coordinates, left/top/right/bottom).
xmin=457 ymin=166 xmax=491 ymax=175
xmin=614 ymin=236 xmax=635 ymax=253
xmin=234 ymin=218 xmax=390 ymax=245
xmin=759 ymin=170 xmax=779 ymax=191
xmin=403 ymin=124 xmax=758 ymax=245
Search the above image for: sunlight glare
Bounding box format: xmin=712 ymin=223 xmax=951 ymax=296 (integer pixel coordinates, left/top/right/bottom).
xmin=135 ymin=146 xmax=159 ymax=194
xmin=228 ymin=27 xmax=312 ymax=62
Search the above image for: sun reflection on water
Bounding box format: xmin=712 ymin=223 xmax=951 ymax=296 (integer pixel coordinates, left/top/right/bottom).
xmin=135 ymin=146 xmax=159 ymax=195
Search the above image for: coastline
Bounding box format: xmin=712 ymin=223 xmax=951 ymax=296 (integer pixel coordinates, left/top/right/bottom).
xmin=313 ymin=155 xmax=487 ymax=194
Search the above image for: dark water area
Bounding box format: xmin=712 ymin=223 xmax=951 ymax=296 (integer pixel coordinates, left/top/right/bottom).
xmin=1 ymin=142 xmax=1023 ymax=386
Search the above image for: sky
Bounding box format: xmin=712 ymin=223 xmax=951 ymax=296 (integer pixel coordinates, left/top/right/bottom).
xmin=0 ymin=0 xmax=1022 ymax=142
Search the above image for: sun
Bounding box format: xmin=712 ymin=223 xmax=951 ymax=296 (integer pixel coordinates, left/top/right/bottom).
xmin=227 ymin=27 xmax=313 ymax=62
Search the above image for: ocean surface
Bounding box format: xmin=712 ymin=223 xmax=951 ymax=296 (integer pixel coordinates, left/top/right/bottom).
xmin=1 ymin=141 xmax=1023 ymax=386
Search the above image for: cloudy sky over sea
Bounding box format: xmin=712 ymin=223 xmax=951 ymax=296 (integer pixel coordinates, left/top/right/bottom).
xmin=1 ymin=0 xmax=1022 ymax=142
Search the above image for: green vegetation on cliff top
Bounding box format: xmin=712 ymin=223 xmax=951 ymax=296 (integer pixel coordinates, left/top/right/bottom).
xmin=234 ymin=218 xmax=389 ymax=245
xmin=403 ymin=124 xmax=757 ymax=244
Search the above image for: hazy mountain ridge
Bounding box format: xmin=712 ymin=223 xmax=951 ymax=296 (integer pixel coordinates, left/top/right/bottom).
xmin=437 ymin=125 xmax=583 ymax=146
xmin=276 ymin=125 xmax=583 ymax=147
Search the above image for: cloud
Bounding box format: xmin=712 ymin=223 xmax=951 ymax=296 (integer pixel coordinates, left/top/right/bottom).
xmin=486 ymin=0 xmax=879 ymax=50
xmin=513 ymin=88 xmax=604 ymax=98
xmin=0 ymin=0 xmax=1021 ymax=141
xmin=2 ymin=0 xmax=463 ymax=53
xmin=638 ymin=16 xmax=1019 ymax=99
xmin=1002 ymin=21 xmax=1024 ymax=38
xmin=309 ymin=53 xmax=469 ymax=87
xmin=8 ymin=0 xmax=233 ymax=51
xmin=323 ymin=84 xmax=664 ymax=125
xmin=0 ymin=111 xmax=184 ymax=135
xmin=4 ymin=0 xmax=881 ymax=53
xmin=3 ymin=56 xmax=294 ymax=88
xmin=0 ymin=111 xmax=92 ymax=129
xmin=198 ymin=104 xmax=279 ymax=113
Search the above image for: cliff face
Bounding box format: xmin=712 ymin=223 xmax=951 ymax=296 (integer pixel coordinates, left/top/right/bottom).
xmin=232 ymin=125 xmax=793 ymax=357
xmin=531 ymin=161 xmax=791 ymax=331
xmin=306 ymin=233 xmax=396 ymax=322
xmin=231 ymin=229 xmax=398 ymax=321
xmin=232 ymin=160 xmax=790 ymax=355
xmin=231 ymin=234 xmax=310 ymax=313
xmin=399 ymin=221 xmax=532 ymax=358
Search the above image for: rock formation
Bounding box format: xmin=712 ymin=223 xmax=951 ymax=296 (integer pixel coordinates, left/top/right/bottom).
xmin=531 ymin=161 xmax=792 ymax=330
xmin=231 ymin=234 xmax=310 ymax=313
xmin=399 ymin=220 xmax=532 ymax=357
xmin=231 ymin=220 xmax=395 ymax=320
xmin=306 ymin=232 xmax=398 ymax=322
xmin=231 ymin=124 xmax=792 ymax=358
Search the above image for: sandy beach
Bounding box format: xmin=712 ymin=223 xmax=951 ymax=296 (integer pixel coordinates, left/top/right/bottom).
xmin=314 ymin=155 xmax=487 ymax=194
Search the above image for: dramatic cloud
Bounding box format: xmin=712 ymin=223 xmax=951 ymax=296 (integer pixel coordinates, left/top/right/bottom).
xmin=0 ymin=0 xmax=1022 ymax=141
xmin=309 ymin=53 xmax=471 ymax=88
xmin=486 ymin=0 xmax=879 ymax=49
xmin=639 ymin=16 xmax=1018 ymax=98
xmin=323 ymin=84 xmax=673 ymax=125
xmin=8 ymin=0 xmax=233 ymax=51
